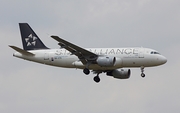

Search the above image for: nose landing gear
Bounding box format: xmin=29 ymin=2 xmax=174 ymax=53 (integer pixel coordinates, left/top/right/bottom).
xmin=141 ymin=66 xmax=145 ymax=78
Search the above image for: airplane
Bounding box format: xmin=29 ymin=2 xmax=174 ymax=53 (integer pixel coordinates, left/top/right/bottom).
xmin=9 ymin=23 xmax=167 ymax=83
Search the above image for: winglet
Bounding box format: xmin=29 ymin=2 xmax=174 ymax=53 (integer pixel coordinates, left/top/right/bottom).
xmin=9 ymin=45 xmax=35 ymax=56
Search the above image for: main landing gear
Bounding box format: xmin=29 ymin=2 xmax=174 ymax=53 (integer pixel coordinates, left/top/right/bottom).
xmin=141 ymin=66 xmax=145 ymax=78
xmin=83 ymin=68 xmax=101 ymax=83
xmin=83 ymin=63 xmax=91 ymax=75
xmin=93 ymin=74 xmax=100 ymax=83
xmin=83 ymin=68 xmax=90 ymax=75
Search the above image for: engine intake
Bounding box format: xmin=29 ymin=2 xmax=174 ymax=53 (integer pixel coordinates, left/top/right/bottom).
xmin=96 ymin=56 xmax=116 ymax=67
xmin=107 ymin=69 xmax=131 ymax=79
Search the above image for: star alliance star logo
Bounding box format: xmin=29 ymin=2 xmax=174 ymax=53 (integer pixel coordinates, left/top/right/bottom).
xmin=25 ymin=34 xmax=37 ymax=46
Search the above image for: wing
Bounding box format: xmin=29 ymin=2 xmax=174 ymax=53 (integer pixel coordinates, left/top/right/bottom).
xmin=51 ymin=36 xmax=98 ymax=64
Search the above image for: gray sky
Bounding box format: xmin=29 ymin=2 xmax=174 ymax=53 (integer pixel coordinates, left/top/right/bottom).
xmin=1 ymin=0 xmax=180 ymax=113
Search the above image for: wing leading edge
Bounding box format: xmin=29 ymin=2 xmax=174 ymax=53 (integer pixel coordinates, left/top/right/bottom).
xmin=51 ymin=36 xmax=98 ymax=64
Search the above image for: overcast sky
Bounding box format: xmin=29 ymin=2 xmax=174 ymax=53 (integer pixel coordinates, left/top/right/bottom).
xmin=1 ymin=0 xmax=180 ymax=113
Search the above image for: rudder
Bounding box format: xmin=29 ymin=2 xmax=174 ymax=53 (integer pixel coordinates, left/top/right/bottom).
xmin=19 ymin=23 xmax=48 ymax=50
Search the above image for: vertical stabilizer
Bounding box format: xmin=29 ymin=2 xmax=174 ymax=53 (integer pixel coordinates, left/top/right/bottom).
xmin=19 ymin=23 xmax=48 ymax=50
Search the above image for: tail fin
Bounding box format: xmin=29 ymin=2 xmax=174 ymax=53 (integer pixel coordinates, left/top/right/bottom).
xmin=19 ymin=23 xmax=48 ymax=50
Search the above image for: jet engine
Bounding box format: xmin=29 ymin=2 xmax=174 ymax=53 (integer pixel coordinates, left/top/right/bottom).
xmin=107 ymin=69 xmax=131 ymax=79
xmin=96 ymin=56 xmax=116 ymax=67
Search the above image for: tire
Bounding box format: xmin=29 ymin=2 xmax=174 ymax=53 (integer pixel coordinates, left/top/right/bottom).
xmin=141 ymin=73 xmax=145 ymax=78
xmin=93 ymin=76 xmax=100 ymax=83
xmin=83 ymin=68 xmax=90 ymax=75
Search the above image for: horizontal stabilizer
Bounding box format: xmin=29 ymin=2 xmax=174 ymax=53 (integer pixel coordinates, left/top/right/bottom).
xmin=9 ymin=45 xmax=34 ymax=56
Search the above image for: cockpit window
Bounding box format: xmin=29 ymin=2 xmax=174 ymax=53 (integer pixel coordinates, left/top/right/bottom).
xmin=154 ymin=52 xmax=160 ymax=54
xmin=151 ymin=51 xmax=160 ymax=54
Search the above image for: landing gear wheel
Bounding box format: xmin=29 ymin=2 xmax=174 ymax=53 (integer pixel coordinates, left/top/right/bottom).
xmin=83 ymin=68 xmax=90 ymax=75
xmin=93 ymin=76 xmax=100 ymax=83
xmin=141 ymin=73 xmax=145 ymax=78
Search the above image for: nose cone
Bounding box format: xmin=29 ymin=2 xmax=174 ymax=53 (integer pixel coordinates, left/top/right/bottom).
xmin=160 ymin=56 xmax=167 ymax=65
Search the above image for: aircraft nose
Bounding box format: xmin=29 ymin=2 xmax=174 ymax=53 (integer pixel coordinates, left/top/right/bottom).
xmin=160 ymin=56 xmax=167 ymax=64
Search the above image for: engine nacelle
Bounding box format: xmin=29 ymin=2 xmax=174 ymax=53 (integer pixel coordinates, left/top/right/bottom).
xmin=107 ymin=69 xmax=131 ymax=79
xmin=96 ymin=56 xmax=116 ymax=67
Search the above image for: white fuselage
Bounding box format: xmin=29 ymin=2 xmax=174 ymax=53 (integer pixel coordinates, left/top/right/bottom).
xmin=13 ymin=47 xmax=167 ymax=70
